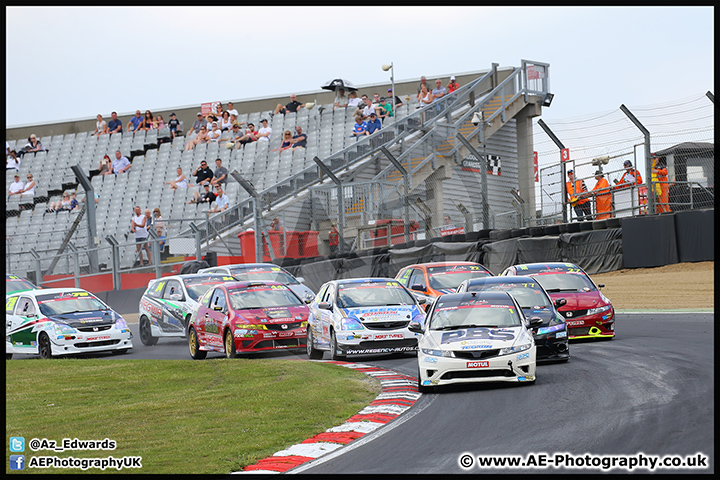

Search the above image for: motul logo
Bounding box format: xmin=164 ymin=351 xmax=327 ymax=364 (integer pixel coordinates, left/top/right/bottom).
xmin=467 ymin=361 xmax=489 ymax=368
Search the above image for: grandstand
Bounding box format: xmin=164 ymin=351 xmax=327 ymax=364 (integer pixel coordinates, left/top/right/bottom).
xmin=6 ymin=61 xmax=555 ymax=285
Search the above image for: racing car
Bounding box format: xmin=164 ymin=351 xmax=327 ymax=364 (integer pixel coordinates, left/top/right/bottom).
xmin=410 ymin=291 xmax=540 ymax=392
xmin=456 ymin=276 xmax=569 ymax=362
xmin=187 ymin=280 xmax=309 ymax=359
xmin=6 ymin=274 xmax=39 ymax=295
xmin=395 ymin=261 xmax=493 ymax=304
xmin=500 ymin=263 xmax=614 ymax=340
xmin=138 ymin=273 xmax=238 ymax=345
xmin=6 ymin=288 xmax=133 ymax=359
xmin=199 ymin=263 xmax=315 ymax=304
xmin=306 ymin=278 xmax=426 ymax=360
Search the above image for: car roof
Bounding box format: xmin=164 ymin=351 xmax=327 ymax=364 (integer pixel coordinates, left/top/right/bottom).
xmin=510 ymin=263 xmax=582 ymax=273
xmin=405 ymin=261 xmax=486 ymax=269
xmin=466 ymin=275 xmax=537 ymax=286
xmin=436 ymin=290 xmax=516 ymax=305
xmin=334 ymin=277 xmax=398 ymax=285
xmin=9 ymin=287 xmax=91 ymax=297
xmin=218 ymin=280 xmax=288 ymax=289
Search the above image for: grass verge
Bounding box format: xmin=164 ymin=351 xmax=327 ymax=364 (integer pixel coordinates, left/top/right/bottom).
xmin=6 ymin=359 xmax=380 ymax=474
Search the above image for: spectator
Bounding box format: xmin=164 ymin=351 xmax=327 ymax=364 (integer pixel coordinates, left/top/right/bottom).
xmin=591 ymin=170 xmax=613 ymax=220
xmin=210 ymin=158 xmax=228 ymax=187
xmin=6 ymin=149 xmax=21 ymax=171
xmin=417 ymin=76 xmax=428 ymax=93
xmin=189 ymin=112 xmax=208 ymax=136
xmin=167 ymin=112 xmax=181 ymax=138
xmin=98 ymin=154 xmax=113 ymax=176
xmin=651 ymin=155 xmax=671 ymax=213
xmin=48 ymin=192 xmax=72 ymax=213
xmin=351 ymin=116 xmax=368 ymax=140
xmin=328 ymin=223 xmax=339 ymax=254
xmin=207 ymin=122 xmax=221 ymax=143
xmin=229 ymin=113 xmax=243 ymax=129
xmin=334 ymin=88 xmax=349 ymax=109
xmin=19 ymin=173 xmax=36 ymax=199
xmin=144 ymin=209 xmax=154 ymax=234
xmin=69 ymin=191 xmax=80 ymax=212
xmin=366 ymin=112 xmax=382 ymax=134
xmin=113 ymin=150 xmax=132 ymax=174
xmin=131 ymin=205 xmax=151 ymax=266
xmin=220 ymin=123 xmax=242 ymax=148
xmin=152 ymin=208 xmax=167 ymax=237
xmin=417 ymin=84 xmax=434 ymax=108
xmin=278 ymin=130 xmax=294 ymax=150
xmin=361 ymin=96 xmax=376 ymax=120
xmin=210 ymin=185 xmax=229 ymax=213
xmin=347 ymin=91 xmax=362 ymax=110
xmin=387 ymin=88 xmax=403 ymax=108
xmin=270 ymin=217 xmax=284 ymax=232
xmin=185 ymin=125 xmax=210 ymax=151
xmin=165 ymin=167 xmax=189 ymax=190
xmin=213 ymin=102 xmax=224 ymax=120
xmin=256 ymin=118 xmax=272 ymax=142
xmin=154 ymin=114 xmax=166 ymax=129
xmin=352 ymin=94 xmax=369 ymax=118
xmin=107 ymin=111 xmax=123 ymax=135
xmin=192 ymin=159 xmax=214 ymax=193
xmin=377 ymin=97 xmax=393 ymax=122
xmin=140 ymin=110 xmax=155 ymax=131
xmin=226 ymin=102 xmax=239 ymax=117
xmin=92 ymin=114 xmax=107 ymax=136
xmin=566 ymin=169 xmax=591 ymax=221
xmin=187 ymin=182 xmax=216 ymax=206
xmin=235 ymin=122 xmax=257 ymax=147
xmin=432 ymin=79 xmax=447 ymax=99
xmin=219 ymin=111 xmax=232 ymax=132
xmin=8 ymin=173 xmax=24 ymax=198
xmin=447 ymin=75 xmax=460 ymax=93
xmin=18 ymin=134 xmax=45 ymax=157
xmin=273 ymin=94 xmax=304 ymax=116
xmin=291 ymin=126 xmax=307 ymax=149
xmin=127 ymin=110 xmax=144 ymax=132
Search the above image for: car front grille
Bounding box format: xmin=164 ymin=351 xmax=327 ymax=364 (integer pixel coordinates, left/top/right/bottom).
xmin=452 ymin=349 xmax=500 ymax=360
xmin=74 ymin=339 xmax=120 ymax=348
xmin=362 ymin=321 xmax=409 ymax=330
xmin=440 ymin=369 xmax=515 ymax=380
xmin=76 ymin=325 xmax=112 ymax=333
xmin=563 ymin=309 xmax=588 ymax=319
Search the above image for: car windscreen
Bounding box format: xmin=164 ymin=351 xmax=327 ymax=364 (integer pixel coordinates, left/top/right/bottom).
xmin=467 ymin=282 xmax=552 ymax=309
xmin=6 ymin=279 xmax=36 ymax=293
xmin=228 ymin=285 xmax=303 ymax=310
xmin=530 ymin=272 xmax=596 ymax=293
xmin=36 ymin=292 xmax=108 ymax=316
xmin=230 ymin=267 xmax=299 ymax=285
xmin=429 ymin=299 xmax=522 ymax=330
xmin=337 ymin=281 xmax=416 ymax=308
xmin=183 ymin=275 xmax=235 ymax=301
xmin=427 ymin=265 xmax=492 ymax=289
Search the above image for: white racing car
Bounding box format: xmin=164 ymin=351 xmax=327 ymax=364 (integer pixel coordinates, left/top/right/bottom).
xmin=409 ymin=290 xmax=540 ymax=392
xmin=6 ymin=288 xmax=133 ymax=359
xmin=306 ymin=277 xmax=426 ymax=360
xmin=138 ymin=273 xmax=237 ymax=345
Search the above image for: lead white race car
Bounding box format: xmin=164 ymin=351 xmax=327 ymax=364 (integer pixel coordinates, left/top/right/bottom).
xmin=410 ymin=290 xmax=540 ymax=392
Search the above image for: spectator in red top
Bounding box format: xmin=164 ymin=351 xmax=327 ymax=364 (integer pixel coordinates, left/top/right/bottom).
xmin=447 ymin=76 xmax=460 ymax=93
xmin=328 ymin=223 xmax=339 ymax=254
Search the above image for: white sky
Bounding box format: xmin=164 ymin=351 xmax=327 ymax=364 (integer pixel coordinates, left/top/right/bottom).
xmin=5 ymin=6 xmax=714 ymax=129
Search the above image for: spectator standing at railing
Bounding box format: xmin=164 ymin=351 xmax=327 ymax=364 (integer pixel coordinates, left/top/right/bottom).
xmin=107 ymin=111 xmax=123 ymax=135
xmin=447 ymin=76 xmax=460 ymax=93
xmin=432 ymin=79 xmax=447 ymax=99
xmin=131 ymin=205 xmax=151 ymax=266
xmin=417 ymin=76 xmax=428 ymax=93
xmin=92 ymin=114 xmax=107 ymax=136
xmin=591 ymin=170 xmax=612 ymax=220
xmin=651 ymin=155 xmax=671 ymax=213
xmin=566 ymin=169 xmax=591 ymax=221
xmin=416 ymin=84 xmax=434 ymax=108
xmin=127 ymin=110 xmax=144 ymax=132
xmin=328 ymin=223 xmax=339 ymax=254
xmin=618 ymin=160 xmax=643 ymax=186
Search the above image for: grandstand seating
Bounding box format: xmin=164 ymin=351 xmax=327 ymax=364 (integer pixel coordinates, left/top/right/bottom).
xmin=6 ymin=97 xmax=416 ymax=274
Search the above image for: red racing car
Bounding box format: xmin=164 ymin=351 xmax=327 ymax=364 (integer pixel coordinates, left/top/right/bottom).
xmin=500 ymin=262 xmax=614 ymax=340
xmin=187 ymin=281 xmax=309 ymax=359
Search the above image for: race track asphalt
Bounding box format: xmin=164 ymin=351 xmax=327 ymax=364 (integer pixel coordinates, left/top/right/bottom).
xmin=10 ymin=312 xmax=714 ymax=474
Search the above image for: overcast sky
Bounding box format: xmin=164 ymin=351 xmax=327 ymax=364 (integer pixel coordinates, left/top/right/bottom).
xmin=5 ymin=6 xmax=714 ymax=129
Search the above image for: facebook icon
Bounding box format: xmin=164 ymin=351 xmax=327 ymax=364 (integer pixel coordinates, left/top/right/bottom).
xmin=10 ymin=455 xmax=25 ymax=470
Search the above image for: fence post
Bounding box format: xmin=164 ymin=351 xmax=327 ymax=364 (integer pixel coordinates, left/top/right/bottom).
xmin=30 ymin=248 xmax=43 ymax=286
xmin=313 ymin=157 xmax=345 ymax=254
xmin=537 ymin=119 xmax=568 ymax=223
xmin=105 ymin=235 xmax=121 ymax=291
xmin=619 ymin=104 xmax=655 ymax=215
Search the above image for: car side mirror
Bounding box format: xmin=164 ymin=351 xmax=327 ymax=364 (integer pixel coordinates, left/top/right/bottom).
xmin=416 ymin=297 xmax=426 ymax=305
xmin=296 ymin=277 xmax=305 ymax=283
xmin=213 ymin=305 xmax=224 ymax=312
xmin=411 ymin=284 xmax=425 ymax=292
xmin=597 ymin=284 xmax=605 ymax=289
xmin=318 ymin=302 xmax=332 ymax=311
xmin=554 ymin=298 xmax=567 ymax=308
xmin=528 ymin=317 xmax=543 ymax=328
xmin=408 ymin=320 xmax=423 ymax=334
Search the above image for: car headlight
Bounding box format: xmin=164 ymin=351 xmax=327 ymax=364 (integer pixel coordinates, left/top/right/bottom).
xmin=340 ymin=318 xmax=364 ymax=331
xmin=114 ymin=317 xmax=130 ymax=332
xmin=54 ymin=323 xmax=78 ymax=335
xmin=421 ymin=348 xmax=455 ymax=358
xmin=499 ymin=343 xmax=531 ymax=356
xmin=537 ymin=324 xmax=565 ymax=335
xmin=586 ymin=305 xmax=612 ymax=316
